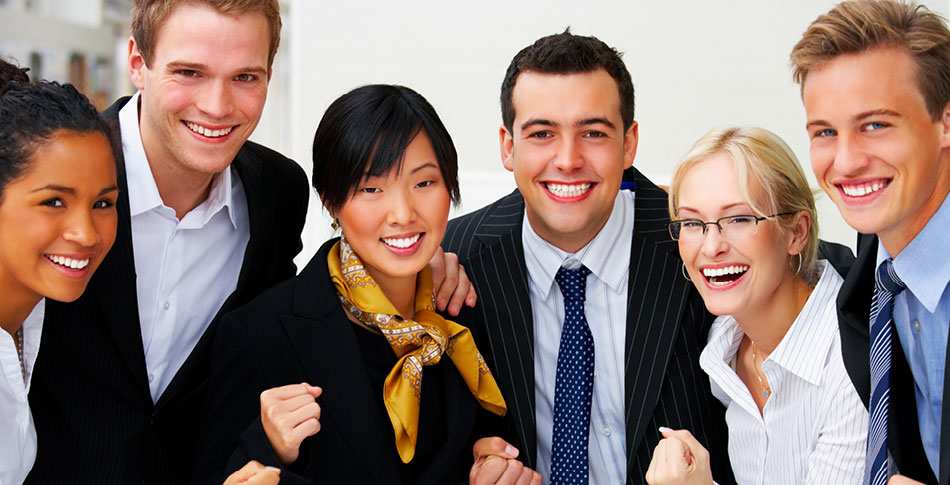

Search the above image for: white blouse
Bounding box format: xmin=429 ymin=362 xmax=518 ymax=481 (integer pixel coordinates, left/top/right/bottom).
xmin=700 ymin=260 xmax=867 ymax=485
xmin=0 ymin=299 xmax=45 ymax=485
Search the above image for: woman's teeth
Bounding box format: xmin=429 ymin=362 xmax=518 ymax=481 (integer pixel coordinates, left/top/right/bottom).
xmin=546 ymin=182 xmax=591 ymax=197
xmin=702 ymin=265 xmax=749 ymax=285
xmin=185 ymin=122 xmax=233 ymax=138
xmin=382 ymin=234 xmax=421 ymax=249
xmin=842 ymin=180 xmax=887 ymax=197
xmin=46 ymin=255 xmax=90 ymax=270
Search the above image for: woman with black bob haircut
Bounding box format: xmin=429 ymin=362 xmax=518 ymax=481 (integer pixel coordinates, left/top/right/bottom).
xmin=0 ymin=59 xmax=119 ymax=483
xmin=195 ymin=84 xmax=507 ymax=485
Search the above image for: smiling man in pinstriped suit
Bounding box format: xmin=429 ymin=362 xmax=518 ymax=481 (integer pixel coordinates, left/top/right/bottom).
xmin=444 ymin=30 xmax=734 ymax=485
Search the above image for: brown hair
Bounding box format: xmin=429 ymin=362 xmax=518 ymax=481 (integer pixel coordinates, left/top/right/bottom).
xmin=669 ymin=126 xmax=820 ymax=279
xmin=132 ymin=0 xmax=281 ymax=69
xmin=790 ymin=0 xmax=950 ymax=120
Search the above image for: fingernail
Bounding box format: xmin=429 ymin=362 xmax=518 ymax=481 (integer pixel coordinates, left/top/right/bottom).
xmin=505 ymin=444 xmax=519 ymax=457
xmin=264 ymin=466 xmax=281 ymax=472
xmin=450 ymin=304 xmax=460 ymax=314
xmin=438 ymin=298 xmax=447 ymax=309
xmin=658 ymin=426 xmax=673 ymax=434
xmin=467 ymin=297 xmax=476 ymax=306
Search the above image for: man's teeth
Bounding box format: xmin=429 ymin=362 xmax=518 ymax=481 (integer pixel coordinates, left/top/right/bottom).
xmin=382 ymin=234 xmax=421 ymax=249
xmin=702 ymin=265 xmax=749 ymax=286
xmin=842 ymin=181 xmax=886 ymax=197
xmin=546 ymin=183 xmax=591 ymax=197
xmin=47 ymin=255 xmax=90 ymax=270
xmin=185 ymin=122 xmax=233 ymax=138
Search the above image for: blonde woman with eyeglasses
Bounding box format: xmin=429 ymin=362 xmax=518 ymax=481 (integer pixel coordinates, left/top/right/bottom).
xmin=645 ymin=126 xmax=866 ymax=485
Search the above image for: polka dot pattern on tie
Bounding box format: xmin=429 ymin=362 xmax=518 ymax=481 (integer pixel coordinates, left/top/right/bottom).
xmin=551 ymin=265 xmax=594 ymax=485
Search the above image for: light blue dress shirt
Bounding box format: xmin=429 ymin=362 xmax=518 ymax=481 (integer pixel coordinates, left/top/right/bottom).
xmin=522 ymin=190 xmax=634 ymax=485
xmin=878 ymin=192 xmax=950 ymax=477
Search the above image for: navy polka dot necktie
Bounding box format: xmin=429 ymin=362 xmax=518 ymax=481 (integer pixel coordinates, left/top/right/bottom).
xmin=551 ymin=265 xmax=594 ymax=485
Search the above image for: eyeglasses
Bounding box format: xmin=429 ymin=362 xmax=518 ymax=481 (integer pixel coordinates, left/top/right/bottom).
xmin=668 ymin=212 xmax=794 ymax=241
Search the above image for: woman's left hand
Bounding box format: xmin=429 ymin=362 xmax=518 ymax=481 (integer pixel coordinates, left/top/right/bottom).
xmin=223 ymin=460 xmax=280 ymax=484
xmin=429 ymin=247 xmax=477 ymax=315
xmin=645 ymin=428 xmax=714 ymax=485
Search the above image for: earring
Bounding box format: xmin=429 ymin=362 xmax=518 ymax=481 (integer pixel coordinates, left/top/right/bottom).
xmin=331 ymin=218 xmax=340 ymax=231
xmin=790 ymin=253 xmax=802 ymax=275
xmin=681 ymin=262 xmax=691 ymax=281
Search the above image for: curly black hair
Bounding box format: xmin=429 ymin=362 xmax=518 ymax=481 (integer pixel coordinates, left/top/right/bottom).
xmin=0 ymin=58 xmax=117 ymax=199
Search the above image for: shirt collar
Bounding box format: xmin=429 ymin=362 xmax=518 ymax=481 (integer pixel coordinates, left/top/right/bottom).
xmin=702 ymin=260 xmax=842 ymax=387
xmin=522 ymin=190 xmax=634 ymax=299
xmin=119 ymin=92 xmax=238 ymax=228
xmin=877 ymin=192 xmax=950 ymax=312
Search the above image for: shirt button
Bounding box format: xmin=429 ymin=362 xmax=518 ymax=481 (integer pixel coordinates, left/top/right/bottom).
xmin=914 ymin=320 xmax=921 ymax=331
xmin=593 ymin=370 xmax=598 ymax=378
xmin=603 ymin=426 xmax=611 ymax=436
xmin=163 ymin=301 xmax=170 ymax=310
xmin=148 ymin=374 xmax=155 ymax=383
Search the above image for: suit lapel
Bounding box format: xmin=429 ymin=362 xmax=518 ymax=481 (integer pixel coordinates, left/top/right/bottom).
xmin=91 ymin=97 xmax=149 ymax=395
xmin=462 ymin=191 xmax=539 ymax=467
xmin=621 ymin=169 xmax=692 ymax=470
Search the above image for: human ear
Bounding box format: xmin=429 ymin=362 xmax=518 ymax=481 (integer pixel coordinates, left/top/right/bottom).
xmin=500 ymin=125 xmax=514 ymax=172
xmin=622 ymin=121 xmax=639 ymax=170
xmin=939 ymin=102 xmax=950 ymax=149
xmin=787 ymin=210 xmax=811 ymax=255
xmin=128 ymin=37 xmax=146 ymax=91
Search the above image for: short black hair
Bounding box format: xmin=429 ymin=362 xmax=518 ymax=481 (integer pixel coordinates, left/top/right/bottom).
xmin=312 ymin=84 xmax=460 ymax=214
xmin=500 ymin=28 xmax=636 ymax=134
xmin=0 ymin=58 xmax=117 ymax=200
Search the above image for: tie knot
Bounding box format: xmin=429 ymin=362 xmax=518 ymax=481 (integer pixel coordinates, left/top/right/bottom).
xmin=876 ymin=258 xmax=906 ymax=295
xmin=555 ymin=265 xmax=591 ymax=302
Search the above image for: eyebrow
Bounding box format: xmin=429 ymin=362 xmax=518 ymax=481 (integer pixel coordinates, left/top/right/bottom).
xmin=167 ymin=61 xmax=268 ymax=76
xmin=409 ymin=162 xmax=439 ymax=174
xmin=806 ymin=108 xmax=902 ymax=130
xmin=677 ymin=201 xmax=749 ymax=215
xmin=520 ymin=116 xmax=616 ymax=131
xmin=31 ymin=185 xmax=119 ymax=196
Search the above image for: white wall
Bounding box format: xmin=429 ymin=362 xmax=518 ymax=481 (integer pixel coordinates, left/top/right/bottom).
xmin=263 ymin=0 xmax=948 ymax=268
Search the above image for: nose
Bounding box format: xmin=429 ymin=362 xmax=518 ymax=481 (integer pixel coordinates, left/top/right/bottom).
xmin=699 ymin=224 xmax=729 ymax=259
xmin=196 ymin=80 xmax=234 ymax=119
xmin=552 ymin=137 xmax=583 ymax=172
xmin=387 ymin=188 xmax=416 ymax=226
xmin=832 ymin=132 xmax=871 ymax=176
xmin=63 ymin=209 xmax=101 ymax=247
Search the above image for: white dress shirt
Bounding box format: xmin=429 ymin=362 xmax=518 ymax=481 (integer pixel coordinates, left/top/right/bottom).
xmin=0 ymin=299 xmax=45 ymax=485
xmin=119 ymin=92 xmax=250 ymax=402
xmin=523 ymin=190 xmax=634 ymax=485
xmin=700 ymin=260 xmax=867 ymax=485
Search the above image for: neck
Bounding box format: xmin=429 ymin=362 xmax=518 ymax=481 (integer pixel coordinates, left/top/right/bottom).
xmin=0 ymin=274 xmax=42 ymax=339
xmin=734 ymin=271 xmax=813 ymax=355
xmin=148 ymin=161 xmax=216 ymax=219
xmin=374 ymin=273 xmax=418 ymax=320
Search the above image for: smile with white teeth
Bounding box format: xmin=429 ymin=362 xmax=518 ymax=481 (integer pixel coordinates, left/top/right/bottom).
xmin=545 ymin=182 xmax=592 ymax=197
xmin=702 ymin=264 xmax=749 ymax=286
xmin=185 ymin=122 xmax=234 ymax=138
xmin=841 ymin=180 xmax=888 ymax=197
xmin=46 ymin=254 xmax=90 ymax=270
xmin=382 ymin=234 xmax=421 ymax=249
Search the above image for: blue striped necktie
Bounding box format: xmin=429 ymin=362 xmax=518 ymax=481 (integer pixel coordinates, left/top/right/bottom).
xmin=866 ymin=258 xmax=905 ymax=485
xmin=551 ymin=265 xmax=594 ymax=485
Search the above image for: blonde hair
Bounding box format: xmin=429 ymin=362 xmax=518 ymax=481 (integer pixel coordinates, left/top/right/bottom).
xmin=790 ymin=0 xmax=950 ymax=120
xmin=132 ymin=0 xmax=281 ymax=70
xmin=669 ymin=126 xmax=819 ymax=277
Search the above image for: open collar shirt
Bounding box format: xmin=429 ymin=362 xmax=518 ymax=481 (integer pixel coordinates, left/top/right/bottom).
xmin=522 ymin=189 xmax=634 ymax=485
xmin=701 ymin=261 xmax=867 ymax=484
xmin=0 ymin=299 xmax=44 ymax=485
xmin=119 ymin=92 xmax=250 ymax=403
xmin=877 ymin=191 xmax=950 ymax=477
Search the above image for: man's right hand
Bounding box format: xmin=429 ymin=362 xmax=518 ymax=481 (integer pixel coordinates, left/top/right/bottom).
xmin=469 ymin=437 xmax=542 ymax=485
xmin=260 ymin=383 xmax=322 ymax=466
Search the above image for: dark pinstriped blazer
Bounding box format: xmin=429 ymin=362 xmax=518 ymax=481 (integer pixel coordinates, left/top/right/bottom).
xmin=838 ymin=233 xmax=945 ymax=484
xmin=25 ymin=97 xmax=310 ymax=485
xmin=442 ymin=167 xmax=734 ymax=484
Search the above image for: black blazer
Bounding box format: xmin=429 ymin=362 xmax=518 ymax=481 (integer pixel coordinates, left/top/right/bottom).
xmin=192 ymin=239 xmax=480 ymax=485
xmin=838 ymin=232 xmax=947 ymax=484
xmin=442 ymin=168 xmax=735 ymax=484
xmin=26 ymin=97 xmax=309 ymax=484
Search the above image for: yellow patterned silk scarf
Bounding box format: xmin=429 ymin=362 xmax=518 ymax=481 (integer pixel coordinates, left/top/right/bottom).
xmin=327 ymin=239 xmax=507 ymax=463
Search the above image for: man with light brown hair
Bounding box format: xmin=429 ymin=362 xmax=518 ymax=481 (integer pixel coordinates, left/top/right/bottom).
xmin=26 ymin=1 xmax=310 ymax=483
xmin=791 ymin=1 xmax=950 ymax=483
